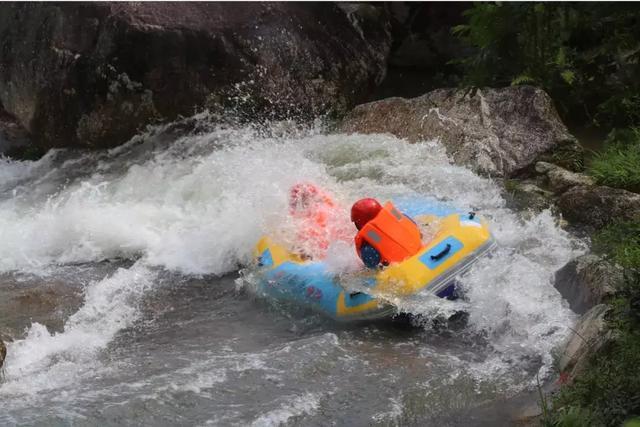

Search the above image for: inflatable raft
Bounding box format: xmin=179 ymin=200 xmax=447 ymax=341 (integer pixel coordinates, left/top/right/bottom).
xmin=253 ymin=198 xmax=496 ymax=321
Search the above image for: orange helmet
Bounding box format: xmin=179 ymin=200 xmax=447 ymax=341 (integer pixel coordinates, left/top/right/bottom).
xmin=351 ymin=198 xmax=382 ymax=230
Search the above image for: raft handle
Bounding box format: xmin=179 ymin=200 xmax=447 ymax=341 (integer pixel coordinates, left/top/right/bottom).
xmin=430 ymin=244 xmax=452 ymax=261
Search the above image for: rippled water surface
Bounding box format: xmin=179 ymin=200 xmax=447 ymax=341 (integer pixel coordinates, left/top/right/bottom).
xmin=0 ymin=119 xmax=585 ymax=425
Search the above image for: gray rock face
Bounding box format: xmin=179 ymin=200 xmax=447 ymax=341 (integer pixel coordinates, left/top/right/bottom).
xmin=0 ymin=3 xmax=391 ymax=152
xmin=558 ymin=185 xmax=640 ymax=229
xmin=340 ymin=86 xmax=576 ymax=177
xmin=555 ymin=254 xmax=622 ymax=314
xmin=0 ymin=106 xmax=30 ymax=156
xmin=0 ymin=338 xmax=5 ymax=369
xmin=505 ymin=180 xmax=555 ymax=213
xmin=558 ymin=304 xmax=611 ymax=380
xmin=535 ymin=161 xmax=595 ymax=194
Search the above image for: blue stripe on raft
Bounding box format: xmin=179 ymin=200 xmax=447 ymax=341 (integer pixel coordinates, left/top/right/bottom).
xmin=259 ymin=249 xmax=273 ymax=267
xmin=419 ymin=236 xmax=464 ymax=270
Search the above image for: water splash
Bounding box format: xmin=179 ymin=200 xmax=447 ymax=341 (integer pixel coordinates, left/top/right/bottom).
xmin=1 ymin=263 xmax=154 ymax=397
xmin=0 ymin=119 xmax=585 ymax=422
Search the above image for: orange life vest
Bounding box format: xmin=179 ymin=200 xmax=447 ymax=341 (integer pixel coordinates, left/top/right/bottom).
xmin=354 ymin=202 xmax=422 ymax=265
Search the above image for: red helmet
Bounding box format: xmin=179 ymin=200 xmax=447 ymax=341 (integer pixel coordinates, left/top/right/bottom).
xmin=351 ymin=198 xmax=382 ymax=230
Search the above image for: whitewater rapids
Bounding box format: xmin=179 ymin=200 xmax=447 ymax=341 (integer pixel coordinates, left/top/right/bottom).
xmin=0 ymin=118 xmax=585 ymax=425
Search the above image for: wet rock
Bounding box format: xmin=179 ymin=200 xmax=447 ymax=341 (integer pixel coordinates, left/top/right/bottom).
xmin=340 ymin=86 xmax=576 ymax=177
xmin=558 ymin=185 xmax=640 ymax=229
xmin=534 ymin=138 xmax=585 ymax=173
xmin=0 ymin=338 xmax=5 ymax=369
xmin=558 ymin=304 xmax=611 ymax=380
xmin=511 ymin=401 xmax=542 ymax=427
xmin=0 ymin=276 xmax=85 ymax=335
xmin=0 ymin=3 xmax=391 ymax=152
xmin=535 ymin=161 xmax=595 ymax=194
xmin=505 ymin=179 xmax=555 ymax=212
xmin=0 ymin=106 xmax=31 ymax=157
xmin=555 ymin=254 xmax=622 ymax=314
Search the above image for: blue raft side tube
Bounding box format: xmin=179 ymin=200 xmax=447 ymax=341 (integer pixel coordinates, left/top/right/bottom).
xmin=262 ymin=261 xmax=343 ymax=318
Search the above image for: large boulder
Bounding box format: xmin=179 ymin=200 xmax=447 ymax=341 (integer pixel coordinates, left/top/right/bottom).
xmin=558 ymin=304 xmax=611 ymax=381
xmin=0 ymin=3 xmax=391 ymax=152
xmin=0 ymin=337 xmax=5 ymax=369
xmin=554 ymin=254 xmax=622 ymax=314
xmin=535 ymin=161 xmax=595 ymax=194
xmin=504 ymin=179 xmax=555 ymax=213
xmin=558 ymin=185 xmax=640 ymax=229
xmin=340 ymin=86 xmax=576 ymax=177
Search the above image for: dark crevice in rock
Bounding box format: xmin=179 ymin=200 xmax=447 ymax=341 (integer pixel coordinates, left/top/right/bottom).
xmin=0 ymin=103 xmax=32 ymax=158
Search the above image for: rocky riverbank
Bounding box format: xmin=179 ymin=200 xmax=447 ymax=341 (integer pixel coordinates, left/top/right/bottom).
xmin=339 ymin=84 xmax=640 ymax=423
xmin=1 ymin=2 xmax=637 ymax=423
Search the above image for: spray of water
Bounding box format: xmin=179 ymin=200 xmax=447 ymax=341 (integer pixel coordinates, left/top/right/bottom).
xmin=0 ymin=119 xmax=585 ymax=410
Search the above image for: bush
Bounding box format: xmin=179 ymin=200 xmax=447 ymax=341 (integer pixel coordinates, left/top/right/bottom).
xmin=593 ymin=221 xmax=640 ymax=269
xmin=453 ymin=3 xmax=640 ymax=129
xmin=550 ymin=270 xmax=640 ymax=426
xmin=587 ymin=129 xmax=640 ymax=192
xmin=552 ymin=325 xmax=640 ymax=426
xmin=550 ymin=223 xmax=640 ymax=426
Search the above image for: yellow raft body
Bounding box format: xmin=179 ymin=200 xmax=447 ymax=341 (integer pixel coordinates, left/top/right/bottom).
xmin=253 ymin=209 xmax=495 ymax=321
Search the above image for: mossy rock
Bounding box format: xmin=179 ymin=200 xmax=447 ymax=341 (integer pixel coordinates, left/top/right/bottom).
xmin=537 ymin=139 xmax=585 ymax=172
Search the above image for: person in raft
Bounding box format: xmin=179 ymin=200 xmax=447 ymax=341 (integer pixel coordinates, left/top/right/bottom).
xmin=350 ymin=198 xmax=423 ymax=269
xmin=288 ymin=182 xmax=350 ymax=259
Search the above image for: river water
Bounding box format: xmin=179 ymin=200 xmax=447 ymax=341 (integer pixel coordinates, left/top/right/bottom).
xmin=0 ymin=117 xmax=585 ymax=426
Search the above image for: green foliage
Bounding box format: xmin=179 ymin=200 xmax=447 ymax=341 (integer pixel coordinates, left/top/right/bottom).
xmin=593 ymin=221 xmax=640 ymax=269
xmin=453 ymin=7 xmax=640 ymax=421
xmin=511 ymin=74 xmax=537 ymax=86
xmin=588 ymin=128 xmax=640 ymax=192
xmin=550 ymin=271 xmax=640 ymax=426
xmin=551 ymin=303 xmax=640 ymax=426
xmin=549 ymin=143 xmax=585 ymax=172
xmin=624 ymin=418 xmax=640 ymax=427
xmin=549 ymin=406 xmax=595 ymax=427
xmin=454 ymin=3 xmax=640 ymax=129
xmin=551 ymin=223 xmax=640 ymax=426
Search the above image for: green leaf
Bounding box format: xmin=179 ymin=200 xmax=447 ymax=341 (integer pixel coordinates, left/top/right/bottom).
xmin=451 ymin=24 xmax=470 ymax=36
xmin=555 ymin=47 xmax=567 ymax=67
xmin=510 ymin=74 xmax=536 ymax=86
xmin=560 ymin=70 xmax=576 ymax=85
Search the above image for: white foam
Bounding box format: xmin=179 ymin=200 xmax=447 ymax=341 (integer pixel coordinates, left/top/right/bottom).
xmin=1 ymin=263 xmax=154 ymax=396
xmin=0 ymin=122 xmax=585 ymax=402
xmin=250 ymin=393 xmax=322 ymax=427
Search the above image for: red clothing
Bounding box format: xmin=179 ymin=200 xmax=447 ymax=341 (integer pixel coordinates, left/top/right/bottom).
xmin=288 ymin=183 xmax=348 ymax=259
